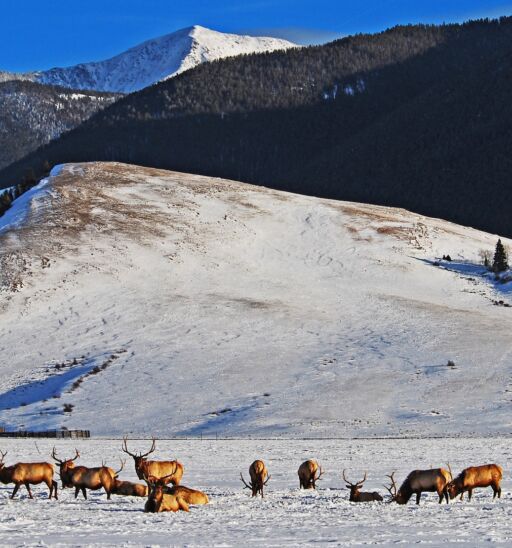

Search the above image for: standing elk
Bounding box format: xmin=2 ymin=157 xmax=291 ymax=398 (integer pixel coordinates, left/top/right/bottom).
xmin=122 ymin=437 xmax=183 ymax=485
xmin=0 ymin=450 xmax=58 ymax=499
xmin=111 ymin=479 xmax=148 ymax=497
xmin=144 ymin=473 xmax=190 ymax=513
xmin=447 ymin=464 xmax=503 ymax=501
xmin=51 ymin=448 xmax=124 ymax=499
xmin=240 ymin=460 xmax=270 ymax=498
xmin=386 ymin=467 xmax=452 ymax=505
xmin=342 ymin=470 xmax=383 ymax=502
xmin=298 ymin=459 xmax=323 ymax=490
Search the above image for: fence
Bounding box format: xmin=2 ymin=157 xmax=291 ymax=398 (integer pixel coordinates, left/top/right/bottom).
xmin=0 ymin=430 xmax=90 ymax=439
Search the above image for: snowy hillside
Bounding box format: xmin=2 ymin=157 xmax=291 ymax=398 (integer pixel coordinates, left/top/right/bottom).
xmin=29 ymin=26 xmax=296 ymax=92
xmin=1 ymin=162 xmax=511 ymax=437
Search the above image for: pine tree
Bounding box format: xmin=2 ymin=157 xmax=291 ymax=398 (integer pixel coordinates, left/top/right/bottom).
xmin=493 ymin=239 xmax=509 ymax=273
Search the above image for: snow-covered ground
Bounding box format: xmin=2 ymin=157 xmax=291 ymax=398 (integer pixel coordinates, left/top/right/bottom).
xmin=0 ymin=437 xmax=510 ymax=546
xmin=0 ymin=162 xmax=512 ymax=438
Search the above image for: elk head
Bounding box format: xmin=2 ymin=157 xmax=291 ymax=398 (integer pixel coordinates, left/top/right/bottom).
xmin=51 ymin=448 xmax=80 ymax=488
xmin=342 ymin=469 xmax=367 ymax=500
xmin=143 ymin=468 xmax=176 ymax=512
xmin=122 ymin=437 xmax=156 ymax=479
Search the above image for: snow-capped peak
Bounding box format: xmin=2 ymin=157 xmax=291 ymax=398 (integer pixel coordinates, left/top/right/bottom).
xmin=32 ymin=26 xmax=297 ymax=93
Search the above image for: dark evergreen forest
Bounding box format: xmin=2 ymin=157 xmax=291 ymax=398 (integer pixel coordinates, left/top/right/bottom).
xmin=2 ymin=18 xmax=512 ymax=236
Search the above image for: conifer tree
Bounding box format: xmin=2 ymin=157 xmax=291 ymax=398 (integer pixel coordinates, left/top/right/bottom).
xmin=493 ymin=239 xmax=509 ymax=273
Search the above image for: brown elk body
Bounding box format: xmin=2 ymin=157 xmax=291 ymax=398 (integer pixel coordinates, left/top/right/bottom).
xmin=165 ymin=485 xmax=209 ymax=505
xmin=122 ymin=437 xmax=183 ymax=485
xmin=111 ymin=479 xmax=148 ymax=497
xmin=342 ymin=470 xmax=383 ymax=502
xmin=240 ymin=459 xmax=270 ymax=498
xmin=447 ymin=464 xmax=503 ymax=501
xmin=51 ymin=449 xmax=123 ymax=499
xmin=298 ymin=460 xmax=323 ymax=490
xmin=144 ymin=475 xmax=189 ymax=513
xmin=0 ymin=452 xmax=57 ymax=499
xmin=388 ymin=468 xmax=452 ymax=505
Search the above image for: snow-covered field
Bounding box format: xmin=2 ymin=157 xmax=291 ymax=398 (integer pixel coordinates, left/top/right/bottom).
xmin=0 ymin=437 xmax=510 ymax=546
xmin=1 ymin=162 xmax=512 ymax=438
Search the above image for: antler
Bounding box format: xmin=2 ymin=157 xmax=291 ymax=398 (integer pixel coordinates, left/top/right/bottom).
xmin=384 ymin=471 xmax=398 ymax=500
xmin=446 ymin=462 xmax=453 ymax=480
xmin=0 ymin=450 xmax=7 ymax=465
xmin=263 ymin=474 xmax=271 ymax=485
xmin=114 ymin=458 xmax=125 ymax=476
xmin=315 ymin=463 xmax=324 ymax=482
xmin=122 ymin=436 xmax=156 ymax=459
xmin=240 ymin=472 xmax=253 ymax=490
xmin=121 ymin=436 xmax=137 ymax=458
xmin=342 ymin=469 xmax=366 ymax=487
xmin=140 ymin=437 xmax=157 ymax=458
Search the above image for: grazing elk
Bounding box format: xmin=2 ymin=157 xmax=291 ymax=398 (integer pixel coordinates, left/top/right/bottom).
xmin=165 ymin=485 xmax=209 ymax=505
xmin=240 ymin=460 xmax=270 ymax=498
xmin=447 ymin=464 xmax=503 ymax=501
xmin=122 ymin=437 xmax=183 ymax=485
xmin=51 ymin=448 xmax=123 ymax=499
xmin=144 ymin=474 xmax=190 ymax=513
xmin=0 ymin=450 xmax=58 ymax=499
xmin=342 ymin=470 xmax=383 ymax=502
xmin=386 ymin=467 xmax=452 ymax=505
xmin=111 ymin=479 xmax=148 ymax=497
xmin=298 ymin=459 xmax=323 ymax=490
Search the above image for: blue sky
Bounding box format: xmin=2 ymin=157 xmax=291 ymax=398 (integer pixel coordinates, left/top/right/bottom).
xmin=2 ymin=0 xmax=511 ymax=72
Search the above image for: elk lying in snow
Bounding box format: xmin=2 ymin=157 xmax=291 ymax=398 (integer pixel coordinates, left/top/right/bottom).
xmin=386 ymin=468 xmax=452 ymax=505
xmin=51 ymin=448 xmax=124 ymax=499
xmin=240 ymin=460 xmax=270 ymax=498
xmin=111 ymin=479 xmax=148 ymax=497
xmin=298 ymin=459 xmax=323 ymax=490
xmin=122 ymin=437 xmax=183 ymax=485
xmin=165 ymin=484 xmax=209 ymax=505
xmin=144 ymin=475 xmax=190 ymax=513
xmin=0 ymin=451 xmax=58 ymax=499
xmin=342 ymin=470 xmax=383 ymax=502
xmin=447 ymin=464 xmax=503 ymax=501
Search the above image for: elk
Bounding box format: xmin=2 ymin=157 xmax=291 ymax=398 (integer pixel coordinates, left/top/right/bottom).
xmin=447 ymin=464 xmax=503 ymax=501
xmin=144 ymin=474 xmax=190 ymax=513
xmin=386 ymin=467 xmax=452 ymax=505
xmin=0 ymin=450 xmax=58 ymax=499
xmin=51 ymin=448 xmax=124 ymax=499
xmin=342 ymin=470 xmax=383 ymax=502
xmin=165 ymin=484 xmax=209 ymax=505
xmin=298 ymin=459 xmax=323 ymax=490
xmin=240 ymin=460 xmax=270 ymax=498
xmin=122 ymin=437 xmax=183 ymax=485
xmin=111 ymin=479 xmax=148 ymax=497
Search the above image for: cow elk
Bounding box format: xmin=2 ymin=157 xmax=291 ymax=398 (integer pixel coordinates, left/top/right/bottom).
xmin=122 ymin=437 xmax=183 ymax=485
xmin=386 ymin=467 xmax=452 ymax=505
xmin=144 ymin=474 xmax=190 ymax=513
xmin=240 ymin=460 xmax=270 ymax=498
xmin=0 ymin=450 xmax=58 ymax=499
xmin=342 ymin=470 xmax=383 ymax=502
xmin=51 ymin=448 xmax=124 ymax=499
xmin=447 ymin=464 xmax=503 ymax=501
xmin=111 ymin=479 xmax=148 ymax=497
xmin=298 ymin=459 xmax=323 ymax=490
xmin=165 ymin=485 xmax=209 ymax=505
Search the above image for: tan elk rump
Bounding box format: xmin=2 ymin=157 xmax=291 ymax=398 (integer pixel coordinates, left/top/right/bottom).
xmin=122 ymin=437 xmax=183 ymax=485
xmin=447 ymin=464 xmax=503 ymax=501
xmin=240 ymin=459 xmax=270 ymax=498
xmin=298 ymin=460 xmax=323 ymax=490
xmin=51 ymin=448 xmax=124 ymax=499
xmin=0 ymin=451 xmax=57 ymax=499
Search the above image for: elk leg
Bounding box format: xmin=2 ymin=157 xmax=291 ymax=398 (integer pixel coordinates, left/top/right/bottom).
xmin=416 ymin=492 xmax=421 ymax=505
xmin=52 ymin=480 xmax=58 ymax=500
xmin=81 ymin=487 xmax=87 ymax=500
xmin=25 ymin=483 xmax=33 ymax=499
xmin=11 ymin=483 xmax=20 ymax=499
xmin=443 ymin=487 xmax=449 ymax=504
xmin=498 ymin=486 xmax=502 ymax=498
xmin=468 ymin=489 xmax=473 ymax=502
xmin=460 ymin=492 xmax=464 ymax=501
xmin=74 ymin=486 xmax=80 ymax=499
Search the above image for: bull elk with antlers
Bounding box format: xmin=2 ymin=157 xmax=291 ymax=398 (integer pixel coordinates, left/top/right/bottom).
xmin=240 ymin=460 xmax=270 ymax=498
xmin=298 ymin=459 xmax=323 ymax=490
xmin=342 ymin=470 xmax=383 ymax=502
xmin=0 ymin=450 xmax=58 ymax=499
xmin=144 ymin=473 xmax=190 ymax=513
xmin=386 ymin=467 xmax=452 ymax=505
xmin=51 ymin=448 xmax=124 ymax=499
xmin=122 ymin=437 xmax=183 ymax=485
xmin=447 ymin=464 xmax=503 ymax=501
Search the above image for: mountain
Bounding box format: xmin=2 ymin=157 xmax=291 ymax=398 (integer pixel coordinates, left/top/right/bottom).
xmin=0 ymin=80 xmax=120 ymax=170
xmin=6 ymin=26 xmax=296 ymax=93
xmin=0 ymin=162 xmax=510 ymax=436
xmin=3 ymin=18 xmax=512 ymax=237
